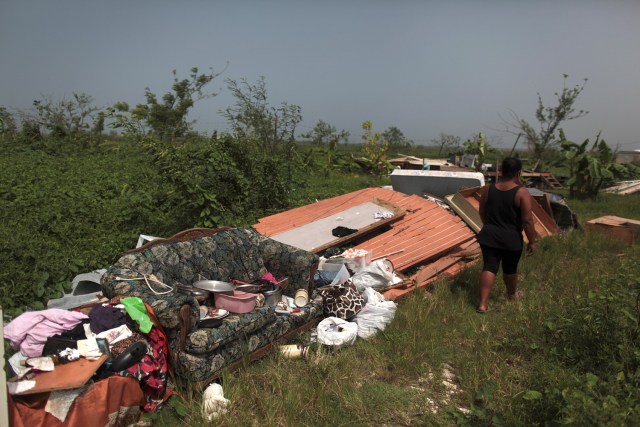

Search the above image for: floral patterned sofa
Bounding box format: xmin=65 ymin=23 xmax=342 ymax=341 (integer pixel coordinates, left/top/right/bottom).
xmin=100 ymin=227 xmax=321 ymax=384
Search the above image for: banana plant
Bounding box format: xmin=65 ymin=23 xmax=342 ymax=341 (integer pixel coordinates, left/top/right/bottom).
xmin=560 ymin=129 xmax=615 ymax=198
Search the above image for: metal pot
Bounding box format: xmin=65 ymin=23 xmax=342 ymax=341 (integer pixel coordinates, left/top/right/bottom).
xmin=262 ymin=286 xmax=283 ymax=308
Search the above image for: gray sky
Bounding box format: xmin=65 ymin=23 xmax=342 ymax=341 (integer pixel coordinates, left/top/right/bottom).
xmin=1 ymin=0 xmax=639 ymax=149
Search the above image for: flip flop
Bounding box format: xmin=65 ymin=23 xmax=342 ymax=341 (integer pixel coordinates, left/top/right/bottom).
xmin=476 ymin=307 xmax=488 ymax=314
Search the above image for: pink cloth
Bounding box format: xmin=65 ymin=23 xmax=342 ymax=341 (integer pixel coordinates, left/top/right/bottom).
xmin=3 ymin=309 xmax=89 ymax=357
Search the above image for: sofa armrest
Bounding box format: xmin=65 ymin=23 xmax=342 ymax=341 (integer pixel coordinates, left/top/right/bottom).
xmin=178 ymin=304 xmax=192 ymax=352
xmin=255 ymin=230 xmax=320 ymax=296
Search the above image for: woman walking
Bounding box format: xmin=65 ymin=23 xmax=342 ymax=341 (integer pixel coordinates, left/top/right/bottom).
xmin=476 ymin=157 xmax=537 ymax=313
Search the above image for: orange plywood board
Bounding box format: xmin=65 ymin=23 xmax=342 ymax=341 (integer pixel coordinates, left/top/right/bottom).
xmin=267 ymin=200 xmax=405 ymax=253
xmin=255 ymin=188 xmax=477 ymax=274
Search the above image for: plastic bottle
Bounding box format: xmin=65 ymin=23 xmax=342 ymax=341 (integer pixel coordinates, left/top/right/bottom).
xmin=278 ymin=344 xmax=309 ymax=358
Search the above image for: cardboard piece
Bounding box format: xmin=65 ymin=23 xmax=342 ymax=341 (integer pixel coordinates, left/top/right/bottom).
xmin=9 ymin=355 xmax=107 ymax=395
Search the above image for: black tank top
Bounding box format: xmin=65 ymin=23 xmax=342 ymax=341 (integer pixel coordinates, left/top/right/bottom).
xmin=477 ymin=184 xmax=524 ymax=251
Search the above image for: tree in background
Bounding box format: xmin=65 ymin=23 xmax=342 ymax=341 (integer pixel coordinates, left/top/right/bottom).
xmin=463 ymin=132 xmax=486 ymax=172
xmin=0 ymin=106 xmax=18 ymax=141
xmin=462 ymin=132 xmax=502 ymax=172
xmin=300 ymin=120 xmax=349 ymax=146
xmin=503 ymin=75 xmax=588 ymax=166
xmin=221 ymin=77 xmax=305 ymax=215
xmin=300 ymin=120 xmax=350 ymax=173
xmin=111 ymin=67 xmax=222 ymax=141
xmin=112 ymin=73 xmax=308 ymax=227
xmin=29 ymin=93 xmax=99 ymax=144
xmin=222 ymin=77 xmax=302 ymax=149
xmin=431 ymin=132 xmax=461 ymax=156
xmin=381 ymin=126 xmax=413 ymax=151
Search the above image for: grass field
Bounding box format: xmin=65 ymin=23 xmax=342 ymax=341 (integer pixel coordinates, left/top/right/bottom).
xmin=148 ymin=195 xmax=640 ymax=426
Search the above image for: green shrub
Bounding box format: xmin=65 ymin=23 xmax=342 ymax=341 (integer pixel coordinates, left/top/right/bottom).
xmin=0 ymin=143 xmax=175 ymax=314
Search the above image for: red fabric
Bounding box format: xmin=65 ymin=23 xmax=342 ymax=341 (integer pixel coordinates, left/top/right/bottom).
xmin=120 ymin=326 xmax=173 ymax=412
xmin=9 ymin=376 xmax=144 ymax=427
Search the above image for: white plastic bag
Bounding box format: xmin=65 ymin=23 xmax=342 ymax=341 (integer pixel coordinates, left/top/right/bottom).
xmin=354 ymin=288 xmax=397 ymax=339
xmin=361 ymin=287 xmax=386 ymax=305
xmin=350 ymin=272 xmax=389 ymax=292
xmin=363 ymin=259 xmax=394 ymax=281
xmin=316 ymin=317 xmax=358 ymax=347
xmin=350 ymin=259 xmax=395 ymax=292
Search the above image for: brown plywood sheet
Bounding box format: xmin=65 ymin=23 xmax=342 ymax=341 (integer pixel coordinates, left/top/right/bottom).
xmin=586 ymin=215 xmax=640 ymax=245
xmin=446 ymin=186 xmax=560 ymax=242
xmin=9 ymin=355 xmax=107 ymax=395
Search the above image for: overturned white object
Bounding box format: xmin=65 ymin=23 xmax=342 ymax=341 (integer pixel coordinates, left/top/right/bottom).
xmin=136 ymin=234 xmax=162 ymax=248
xmin=47 ymin=269 xmax=107 ymax=310
xmin=391 ymin=169 xmax=485 ymax=199
xmin=202 ymin=382 xmax=230 ymax=421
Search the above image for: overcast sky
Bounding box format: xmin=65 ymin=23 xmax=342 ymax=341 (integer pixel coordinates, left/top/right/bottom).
xmin=1 ymin=0 xmax=639 ymax=149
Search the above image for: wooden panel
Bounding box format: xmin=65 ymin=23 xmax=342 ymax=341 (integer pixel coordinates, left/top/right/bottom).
xmin=9 ymin=355 xmax=107 ymax=395
xmin=586 ymin=216 xmax=640 ymax=246
xmin=453 ymin=186 xmax=560 ymax=242
xmin=255 ymin=187 xmax=477 ymax=279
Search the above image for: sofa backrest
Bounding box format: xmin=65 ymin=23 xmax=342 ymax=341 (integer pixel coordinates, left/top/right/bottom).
xmin=102 ymin=227 xmax=319 ymax=299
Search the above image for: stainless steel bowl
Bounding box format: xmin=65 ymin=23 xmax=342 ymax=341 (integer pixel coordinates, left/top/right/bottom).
xmin=176 ymin=283 xmax=210 ymax=303
xmin=193 ymin=280 xmax=235 ymax=292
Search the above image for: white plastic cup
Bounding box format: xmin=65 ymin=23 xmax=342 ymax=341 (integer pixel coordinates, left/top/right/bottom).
xmin=294 ymin=289 xmax=308 ymax=307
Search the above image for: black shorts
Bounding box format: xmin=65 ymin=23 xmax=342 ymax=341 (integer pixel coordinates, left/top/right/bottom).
xmin=480 ymin=245 xmax=522 ymax=275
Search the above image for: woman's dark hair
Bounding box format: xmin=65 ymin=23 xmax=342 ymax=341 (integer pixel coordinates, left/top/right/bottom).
xmin=501 ymin=157 xmax=522 ymax=178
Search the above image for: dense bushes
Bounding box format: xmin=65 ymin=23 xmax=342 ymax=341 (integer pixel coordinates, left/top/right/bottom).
xmin=142 ymin=133 xmax=306 ymax=229
xmin=0 ymin=143 xmax=176 ymax=315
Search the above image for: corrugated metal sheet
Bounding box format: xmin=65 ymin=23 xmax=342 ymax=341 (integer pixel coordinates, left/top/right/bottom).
xmin=254 ymin=187 xmax=479 ymax=298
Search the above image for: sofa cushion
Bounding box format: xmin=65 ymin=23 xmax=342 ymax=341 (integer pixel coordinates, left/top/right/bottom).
xmin=173 ymin=298 xmax=324 ymax=382
xmin=186 ymin=306 xmax=277 ymax=354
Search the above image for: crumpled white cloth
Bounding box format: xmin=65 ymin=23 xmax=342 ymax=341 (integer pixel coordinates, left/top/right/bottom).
xmin=202 ymin=382 xmax=230 ymax=421
xmin=374 ymin=211 xmax=394 ymax=219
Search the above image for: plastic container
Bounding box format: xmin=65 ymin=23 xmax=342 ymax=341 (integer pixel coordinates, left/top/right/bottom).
xmin=214 ymin=291 xmax=257 ymax=314
xmin=278 ymin=344 xmax=310 ymax=358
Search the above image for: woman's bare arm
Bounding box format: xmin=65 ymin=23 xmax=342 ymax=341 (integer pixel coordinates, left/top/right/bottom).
xmin=516 ymin=187 xmax=537 ymax=255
